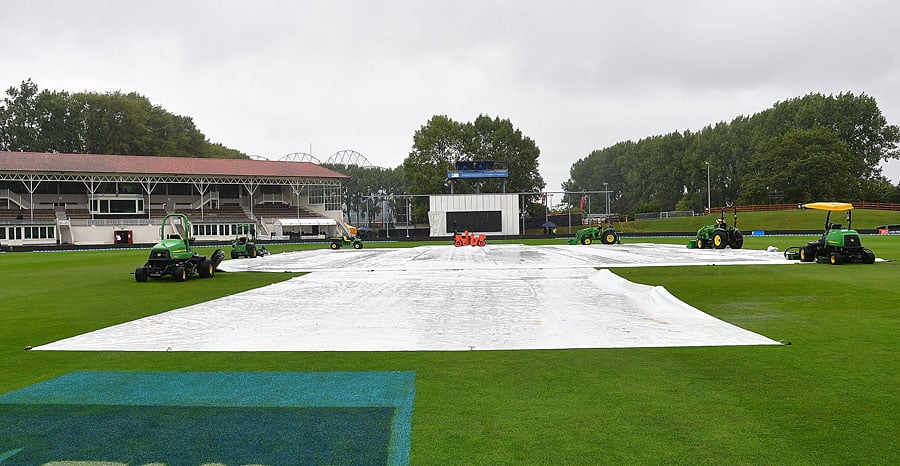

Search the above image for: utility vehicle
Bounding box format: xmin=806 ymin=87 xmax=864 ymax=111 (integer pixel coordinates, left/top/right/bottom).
xmin=330 ymin=235 xmax=364 ymax=249
xmin=134 ymin=213 xmax=225 ymax=282
xmin=329 ymin=223 xmax=363 ymax=249
xmin=786 ymin=202 xmax=875 ymax=265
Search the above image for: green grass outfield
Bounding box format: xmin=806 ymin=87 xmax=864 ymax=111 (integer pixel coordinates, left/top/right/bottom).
xmin=1 ymin=236 xmax=898 ymax=464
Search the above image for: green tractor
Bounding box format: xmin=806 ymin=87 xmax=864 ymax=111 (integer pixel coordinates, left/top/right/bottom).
xmin=134 ymin=213 xmax=225 ymax=282
xmin=231 ymin=235 xmax=259 ymax=259
xmin=568 ymin=222 xmax=620 ymax=245
xmin=786 ymin=202 xmax=875 ymax=265
xmin=693 ymin=206 xmax=743 ymax=249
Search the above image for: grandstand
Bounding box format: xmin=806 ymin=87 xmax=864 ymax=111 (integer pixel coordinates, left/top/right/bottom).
xmin=0 ymin=151 xmax=348 ymax=247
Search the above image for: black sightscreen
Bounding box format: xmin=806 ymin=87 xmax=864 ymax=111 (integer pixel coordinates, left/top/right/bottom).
xmin=446 ymin=211 xmax=502 ymax=233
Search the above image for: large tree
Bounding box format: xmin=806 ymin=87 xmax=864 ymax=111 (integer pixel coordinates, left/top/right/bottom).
xmin=741 ymin=128 xmax=856 ymax=203
xmin=403 ymin=115 xmax=467 ymax=196
xmin=404 ymin=114 xmax=545 ymax=221
xmin=405 ymin=114 xmax=544 ymax=195
xmin=564 ymin=92 xmax=900 ymax=215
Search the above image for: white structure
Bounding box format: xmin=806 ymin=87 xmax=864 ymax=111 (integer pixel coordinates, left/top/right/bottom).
xmin=0 ymin=151 xmax=347 ymax=247
xmin=428 ymin=194 xmax=519 ymax=237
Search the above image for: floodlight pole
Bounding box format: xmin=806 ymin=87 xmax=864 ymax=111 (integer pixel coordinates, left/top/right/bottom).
xmin=544 ymin=192 xmax=549 ymax=226
xmin=603 ymin=182 xmax=609 ymax=220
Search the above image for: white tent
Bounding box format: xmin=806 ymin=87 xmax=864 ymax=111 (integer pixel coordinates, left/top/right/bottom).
xmin=273 ymin=218 xmax=337 ymax=236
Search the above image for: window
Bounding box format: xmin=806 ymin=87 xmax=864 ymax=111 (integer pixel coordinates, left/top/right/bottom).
xmin=91 ymin=198 xmax=145 ymax=215
xmin=310 ymin=185 xmax=342 ymax=211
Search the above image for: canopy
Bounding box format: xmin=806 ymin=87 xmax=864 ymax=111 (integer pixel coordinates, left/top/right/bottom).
xmin=803 ymin=202 xmax=853 ymax=212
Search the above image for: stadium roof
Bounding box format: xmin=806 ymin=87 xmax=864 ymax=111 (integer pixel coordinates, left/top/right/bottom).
xmin=0 ymin=151 xmax=349 ymax=180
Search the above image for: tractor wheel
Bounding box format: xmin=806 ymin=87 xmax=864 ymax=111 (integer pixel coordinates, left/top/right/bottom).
xmin=863 ymin=249 xmax=875 ymax=264
xmin=731 ymin=232 xmax=744 ymax=249
xmin=353 ymin=241 xmax=363 ymax=249
xmin=199 ymin=259 xmax=214 ymax=278
xmin=249 ymin=247 xmax=257 ymax=258
xmin=454 ymin=240 xmax=463 ymax=247
xmin=696 ymin=238 xmax=705 ymax=249
xmin=231 ymin=250 xmax=238 ymax=259
xmin=602 ymin=232 xmax=617 ymax=245
xmin=330 ymin=241 xmax=340 ymax=250
xmin=713 ymin=231 xmax=727 ymax=249
xmin=173 ymin=266 xmax=187 ymax=282
xmin=829 ymin=252 xmax=843 ymax=265
xmin=135 ymin=267 xmax=148 ymax=283
xmin=581 ymin=237 xmax=592 ymax=245
xmin=799 ymin=246 xmax=814 ymax=262
xmin=477 ymin=239 xmax=486 ymax=247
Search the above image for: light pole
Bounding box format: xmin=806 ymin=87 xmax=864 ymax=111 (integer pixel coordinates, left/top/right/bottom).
xmin=544 ymin=192 xmax=549 ymax=226
xmin=603 ymin=182 xmax=609 ymax=220
xmin=705 ymin=162 xmax=711 ymax=214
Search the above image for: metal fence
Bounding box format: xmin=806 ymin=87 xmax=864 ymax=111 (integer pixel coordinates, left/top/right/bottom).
xmin=634 ymin=211 xmax=695 ymax=220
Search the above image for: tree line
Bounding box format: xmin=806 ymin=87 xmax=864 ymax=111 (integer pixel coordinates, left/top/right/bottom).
xmin=0 ymin=79 xmax=246 ymax=158
xmin=5 ymin=79 xmax=898 ymax=220
xmin=563 ymin=92 xmax=900 ymax=215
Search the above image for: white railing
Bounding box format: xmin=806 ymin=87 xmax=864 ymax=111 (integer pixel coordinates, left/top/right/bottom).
xmin=256 ymin=193 xmax=287 ymax=204
xmin=192 ymin=191 xmax=220 ymax=209
xmin=0 ymin=189 xmax=30 ymax=209
xmin=69 ymin=218 xmax=155 ymax=227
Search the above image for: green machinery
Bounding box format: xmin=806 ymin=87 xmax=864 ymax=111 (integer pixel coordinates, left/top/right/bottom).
xmin=329 ymin=223 xmax=364 ymax=250
xmin=568 ymin=222 xmax=619 ymax=245
xmin=330 ymin=234 xmax=364 ymax=250
xmin=231 ymin=235 xmax=259 ymax=259
xmin=134 ymin=213 xmax=225 ymax=282
xmin=785 ymin=202 xmax=875 ymax=265
xmin=691 ymin=206 xmax=743 ymax=249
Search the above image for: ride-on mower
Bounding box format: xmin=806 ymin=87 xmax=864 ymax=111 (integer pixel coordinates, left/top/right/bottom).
xmin=784 ymin=202 xmax=875 ymax=265
xmin=691 ymin=206 xmax=743 ymax=249
xmin=568 ymin=222 xmax=619 ymax=245
xmin=231 ymin=235 xmax=259 ymax=259
xmin=135 ymin=213 xmax=225 ymax=282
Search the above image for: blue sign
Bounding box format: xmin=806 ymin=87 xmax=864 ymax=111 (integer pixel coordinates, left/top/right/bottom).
xmin=447 ymin=169 xmax=509 ymax=179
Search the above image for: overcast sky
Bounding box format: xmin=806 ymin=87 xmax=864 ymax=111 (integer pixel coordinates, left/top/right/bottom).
xmin=3 ymin=0 xmax=900 ymax=190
